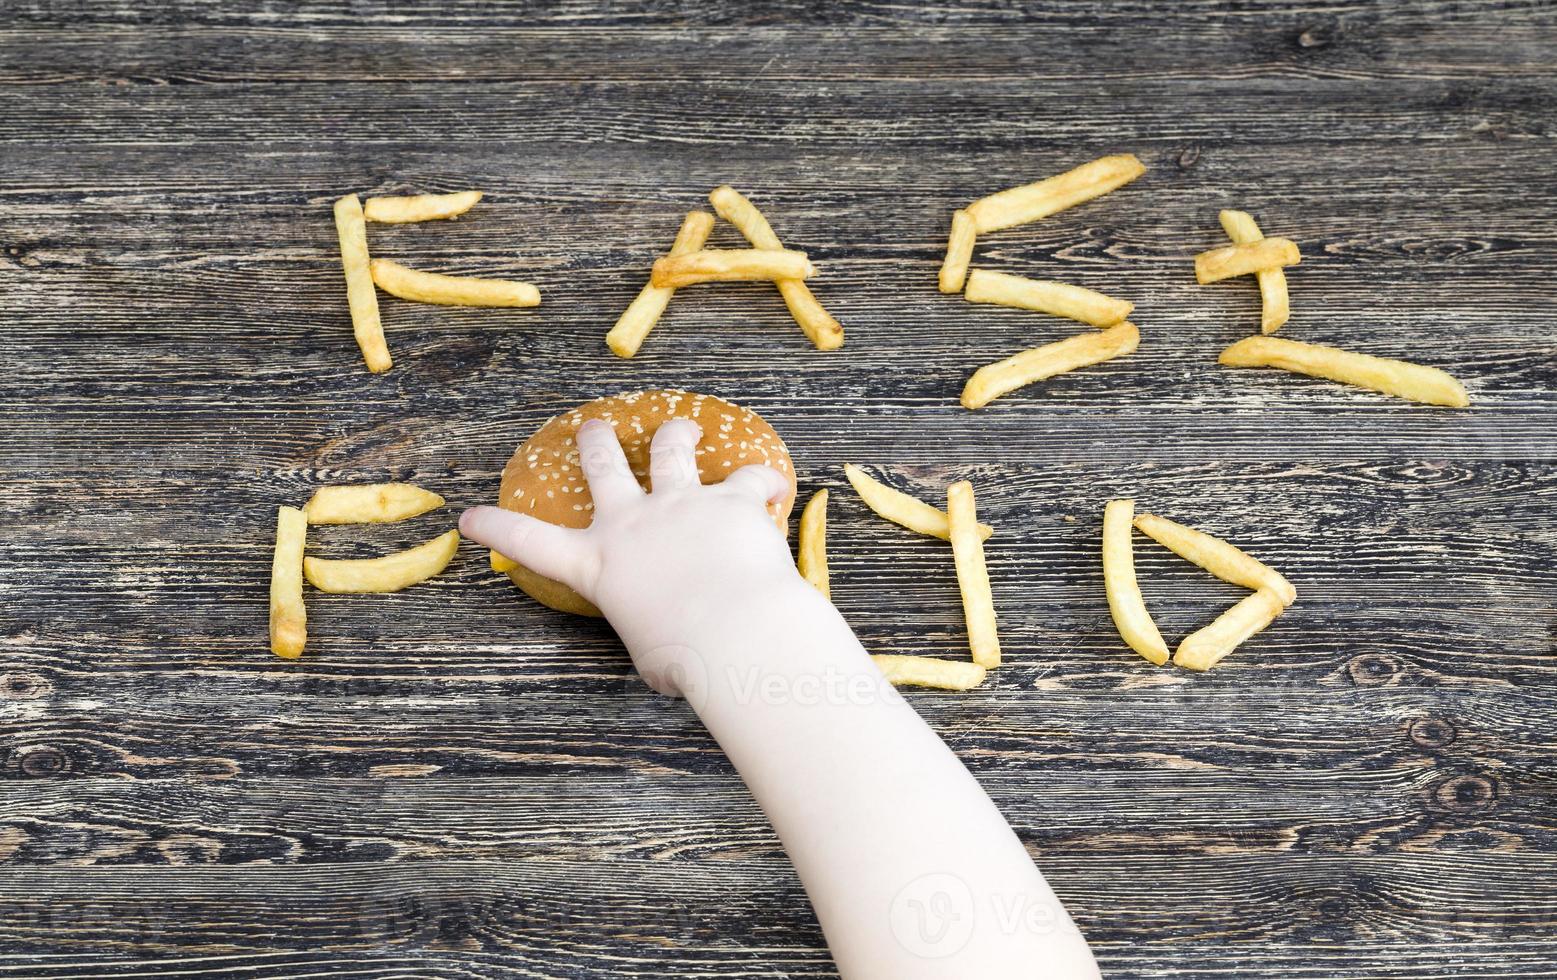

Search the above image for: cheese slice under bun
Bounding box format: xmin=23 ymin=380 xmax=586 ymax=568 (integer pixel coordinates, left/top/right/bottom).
xmin=497 ymin=389 xmax=798 ymax=616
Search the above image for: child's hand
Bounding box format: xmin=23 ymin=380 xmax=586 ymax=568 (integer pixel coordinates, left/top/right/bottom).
xmin=461 ymin=418 xmax=798 ymax=685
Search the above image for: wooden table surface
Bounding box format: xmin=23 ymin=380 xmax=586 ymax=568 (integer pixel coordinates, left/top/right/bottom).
xmin=4 ymin=3 xmax=1556 ymax=978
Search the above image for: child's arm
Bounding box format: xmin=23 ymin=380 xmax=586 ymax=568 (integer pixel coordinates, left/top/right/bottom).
xmin=462 ymin=418 xmax=1100 ymax=979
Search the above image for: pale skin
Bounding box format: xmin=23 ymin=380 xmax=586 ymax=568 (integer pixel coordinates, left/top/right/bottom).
xmin=461 ymin=418 xmax=1101 ymax=980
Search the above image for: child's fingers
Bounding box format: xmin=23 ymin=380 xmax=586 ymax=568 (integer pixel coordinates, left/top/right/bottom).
xmin=720 ymin=464 xmax=791 ymax=505
xmin=575 ymin=418 xmax=643 ymax=514
xmin=459 ymin=506 xmax=591 ymax=589
xmin=649 ymin=419 xmax=702 ymax=494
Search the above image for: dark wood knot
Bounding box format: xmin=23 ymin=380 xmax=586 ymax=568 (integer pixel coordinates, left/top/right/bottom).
xmin=1297 ymin=26 xmax=1332 ymax=49
xmin=11 ymin=744 xmax=71 ymax=778
xmin=1431 ymin=774 xmax=1499 ymax=814
xmin=0 ymin=672 xmax=51 ymax=699
xmin=1408 ymin=717 xmax=1457 ymax=750
xmin=1347 ymin=653 xmax=1399 ymax=686
xmin=1177 ymin=145 xmax=1201 ymax=169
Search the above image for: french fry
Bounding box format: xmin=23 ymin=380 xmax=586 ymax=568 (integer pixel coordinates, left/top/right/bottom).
xmin=490 ymin=550 xmax=520 ymax=574
xmin=843 ymin=464 xmax=993 ymax=541
xmin=303 ymin=529 xmax=460 ymax=593
xmin=607 ymin=210 xmax=716 ymax=358
xmin=1102 ymin=499 xmax=1169 ymax=665
xmin=1219 ymin=335 xmax=1470 ymax=408
xmin=1174 ymin=588 xmax=1286 ymax=671
xmin=369 ymin=258 xmax=540 ymax=307
xmin=333 ymin=194 xmax=390 ymax=373
xmin=1218 ymin=210 xmax=1289 ymax=334
xmin=948 ymin=481 xmax=1000 ymax=669
xmin=965 ymin=154 xmax=1146 ymax=234
xmin=1194 ymin=237 xmax=1300 ymax=285
xmin=961 ymin=322 xmax=1139 ymax=410
xmin=963 ymin=269 xmax=1133 ymax=327
xmin=303 ymin=484 xmax=445 ymax=525
xmin=1133 ymin=512 xmax=1296 ymax=607
xmin=650 ymin=248 xmax=814 ymax=289
xmin=797 ymin=489 xmax=831 ymax=598
xmin=871 ymin=654 xmax=987 ymax=691
xmin=269 ymin=505 xmax=307 ymax=659
xmin=938 ymin=209 xmax=977 ymax=294
xmin=710 ymin=186 xmax=844 ymax=351
xmin=363 ymin=190 xmax=482 ymax=224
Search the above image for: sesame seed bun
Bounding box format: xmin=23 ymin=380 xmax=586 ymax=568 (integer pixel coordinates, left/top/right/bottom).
xmin=497 ymin=389 xmax=798 ymax=616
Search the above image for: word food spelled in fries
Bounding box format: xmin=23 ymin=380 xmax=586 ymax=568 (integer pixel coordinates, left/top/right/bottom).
xmin=333 ymin=194 xmax=390 ymax=373
xmin=304 ymin=484 xmax=446 ymax=525
xmin=267 ymin=483 xmax=456 ymax=657
xmin=269 ymin=506 xmax=308 ymax=659
xmin=711 ymin=185 xmax=845 ymax=350
xmin=304 ymin=529 xmax=461 ymax=594
xmin=1217 ymin=209 xmax=1290 ymax=334
xmin=607 ymin=211 xmax=715 ymax=358
xmin=843 ymin=464 xmax=992 ymax=541
xmin=964 ymin=269 xmax=1134 ymax=327
xmin=370 ymin=259 xmax=541 ymax=308
xmin=1194 ymin=237 xmax=1301 ymax=285
xmin=364 ymin=190 xmax=482 ymax=224
xmin=962 ymin=322 xmax=1139 ymax=409
xmin=1101 ymin=499 xmax=1168 ymax=665
xmin=797 ymin=489 xmax=831 ymax=598
xmin=1220 ymin=335 xmax=1470 ymax=408
xmin=948 ymin=481 xmax=1001 ymax=668
xmin=871 ymin=655 xmax=987 ymax=692
xmin=1106 ymin=505 xmax=1297 ymax=671
xmin=651 ymin=248 xmax=814 ymax=289
xmin=965 ymin=154 xmax=1147 ymax=234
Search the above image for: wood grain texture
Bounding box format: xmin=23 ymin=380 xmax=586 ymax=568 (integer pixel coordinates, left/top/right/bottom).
xmin=3 ymin=1 xmax=1556 ymax=977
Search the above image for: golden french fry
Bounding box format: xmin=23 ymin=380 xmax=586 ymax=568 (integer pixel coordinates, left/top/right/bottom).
xmin=1219 ymin=335 xmax=1470 ymax=408
xmin=1218 ymin=210 xmax=1289 ymax=334
xmin=607 ymin=211 xmax=716 ymax=358
xmin=1194 ymin=237 xmax=1300 ymax=285
xmin=650 ymin=248 xmax=814 ymax=289
xmin=938 ymin=209 xmax=977 ymax=294
xmin=965 ymin=154 xmax=1146 ymax=234
xmin=369 ymin=258 xmax=540 ymax=308
xmin=303 ymin=484 xmax=445 ymax=525
xmin=1174 ymin=589 xmax=1286 ymax=671
xmin=490 ymin=550 xmax=519 ymax=573
xmin=948 ymin=481 xmax=1000 ymax=669
xmin=871 ymin=654 xmax=987 ymax=691
xmin=797 ymin=489 xmax=830 ymax=598
xmin=961 ymin=322 xmax=1139 ymax=410
xmin=1133 ymin=512 xmax=1296 ymax=606
xmin=843 ymin=464 xmax=993 ymax=541
xmin=710 ymin=186 xmax=844 ymax=351
xmin=269 ymin=505 xmax=307 ymax=659
xmin=333 ymin=194 xmax=390 ymax=373
xmin=963 ymin=269 xmax=1133 ymax=327
xmin=363 ymin=190 xmax=482 ymax=224
xmin=304 ymin=529 xmax=460 ymax=593
xmin=1102 ymin=499 xmax=1169 ymax=665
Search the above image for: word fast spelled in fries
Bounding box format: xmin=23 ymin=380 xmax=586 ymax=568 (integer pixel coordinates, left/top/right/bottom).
xmin=963 ymin=269 xmax=1134 ymax=327
xmin=370 ymin=259 xmax=541 ymax=308
xmin=269 ymin=506 xmax=308 ymax=659
xmin=304 ymin=529 xmax=462 ymax=594
xmin=651 ymin=248 xmax=814 ymax=288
